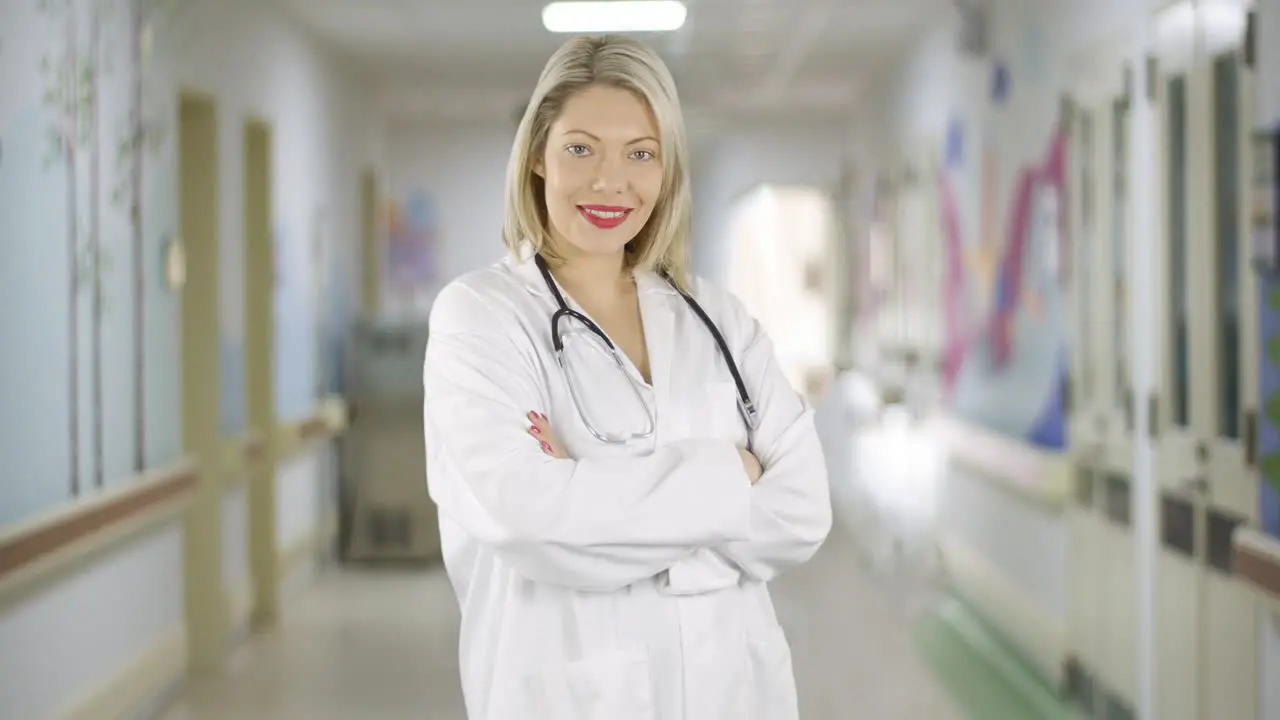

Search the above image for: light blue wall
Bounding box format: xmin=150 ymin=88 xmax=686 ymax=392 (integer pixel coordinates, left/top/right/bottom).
xmin=0 ymin=0 xmax=183 ymax=525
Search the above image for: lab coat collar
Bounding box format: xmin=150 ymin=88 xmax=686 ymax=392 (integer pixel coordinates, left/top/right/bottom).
xmin=508 ymin=241 xmax=679 ymax=299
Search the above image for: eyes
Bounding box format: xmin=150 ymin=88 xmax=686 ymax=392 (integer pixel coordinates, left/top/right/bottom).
xmin=565 ymin=144 xmax=657 ymax=162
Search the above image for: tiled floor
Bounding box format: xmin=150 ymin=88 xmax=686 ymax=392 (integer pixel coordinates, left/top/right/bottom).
xmin=161 ymin=386 xmax=966 ymax=720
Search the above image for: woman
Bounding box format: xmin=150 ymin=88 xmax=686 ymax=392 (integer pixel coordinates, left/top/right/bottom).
xmin=423 ymin=34 xmax=831 ymax=720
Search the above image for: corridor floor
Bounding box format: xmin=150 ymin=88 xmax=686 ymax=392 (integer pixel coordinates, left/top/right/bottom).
xmin=161 ymin=387 xmax=967 ymax=720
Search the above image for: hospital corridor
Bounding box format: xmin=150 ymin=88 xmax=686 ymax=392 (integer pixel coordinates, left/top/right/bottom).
xmin=4 ymin=0 xmax=1280 ymax=719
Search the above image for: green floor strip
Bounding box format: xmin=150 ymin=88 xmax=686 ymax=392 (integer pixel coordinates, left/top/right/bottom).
xmin=912 ymin=596 xmax=1079 ymax=720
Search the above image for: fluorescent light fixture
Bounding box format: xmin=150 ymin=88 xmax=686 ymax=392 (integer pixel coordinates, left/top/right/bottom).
xmin=542 ymin=1 xmax=688 ymax=33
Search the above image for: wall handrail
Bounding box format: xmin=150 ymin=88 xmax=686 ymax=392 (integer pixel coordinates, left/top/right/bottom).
xmin=1233 ymin=525 xmax=1280 ymax=610
xmin=273 ymin=395 xmax=348 ymax=461
xmin=928 ymin=413 xmax=1074 ymax=510
xmin=0 ymin=459 xmax=199 ymax=607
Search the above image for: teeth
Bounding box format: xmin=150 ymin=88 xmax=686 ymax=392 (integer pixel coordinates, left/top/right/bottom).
xmin=584 ymin=208 xmax=626 ymax=219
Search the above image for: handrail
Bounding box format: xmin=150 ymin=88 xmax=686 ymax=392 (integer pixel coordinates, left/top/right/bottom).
xmin=1233 ymin=526 xmax=1280 ymax=609
xmin=0 ymin=459 xmax=198 ymax=602
xmin=928 ymin=413 xmax=1074 ymax=509
xmin=274 ymin=395 xmax=349 ymax=460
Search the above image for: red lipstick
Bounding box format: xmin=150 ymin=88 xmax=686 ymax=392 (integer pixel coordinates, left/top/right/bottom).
xmin=578 ymin=205 xmax=632 ymax=230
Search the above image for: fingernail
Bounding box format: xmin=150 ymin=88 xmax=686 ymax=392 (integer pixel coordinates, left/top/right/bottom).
xmin=530 ymin=426 xmax=541 ymax=435
xmin=528 ymin=411 xmax=538 ymax=421
xmin=541 ymin=441 xmax=552 ymax=452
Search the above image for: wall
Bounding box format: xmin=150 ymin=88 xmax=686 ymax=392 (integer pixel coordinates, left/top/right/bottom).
xmin=382 ymin=117 xmax=851 ymax=294
xmin=864 ymin=0 xmax=1121 ymax=689
xmin=0 ymin=0 xmax=379 ymax=715
xmin=0 ymin=0 xmax=184 ymax=523
xmin=170 ymin=0 xmax=384 ymax=427
xmin=690 ymin=119 xmax=849 ymax=280
xmin=874 ymin=0 xmax=1280 ymax=714
xmin=383 ymin=120 xmax=515 ymax=310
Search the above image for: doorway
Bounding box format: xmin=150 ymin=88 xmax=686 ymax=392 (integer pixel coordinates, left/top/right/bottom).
xmin=1064 ymin=2 xmax=1260 ymax=716
xmin=725 ymin=184 xmax=837 ymax=398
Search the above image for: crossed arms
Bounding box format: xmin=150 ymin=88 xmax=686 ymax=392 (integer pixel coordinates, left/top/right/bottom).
xmin=422 ymin=281 xmax=832 ymax=593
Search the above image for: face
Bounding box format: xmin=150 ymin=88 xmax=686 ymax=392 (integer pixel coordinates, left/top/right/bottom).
xmin=535 ymin=84 xmax=664 ymax=259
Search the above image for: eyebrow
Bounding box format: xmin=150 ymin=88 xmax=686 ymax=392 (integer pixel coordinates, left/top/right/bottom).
xmin=563 ymin=129 xmax=658 ymax=146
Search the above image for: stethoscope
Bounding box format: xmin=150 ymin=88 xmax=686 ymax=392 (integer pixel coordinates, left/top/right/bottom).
xmin=535 ymin=253 xmax=759 ymax=448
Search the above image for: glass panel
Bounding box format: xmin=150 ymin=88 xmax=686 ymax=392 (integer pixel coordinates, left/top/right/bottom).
xmin=1104 ymin=473 xmax=1132 ymax=526
xmin=1078 ymin=112 xmax=1094 ymax=401
xmin=1213 ymin=52 xmax=1241 ymax=439
xmin=1206 ymin=507 xmax=1245 ymax=574
xmin=1113 ymin=99 xmax=1129 ymax=413
xmin=1160 ymin=492 xmax=1197 ymax=558
xmin=1168 ymin=75 xmax=1191 ymax=427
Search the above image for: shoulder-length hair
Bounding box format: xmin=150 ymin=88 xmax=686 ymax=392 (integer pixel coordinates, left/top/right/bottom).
xmin=501 ymin=35 xmax=693 ymax=289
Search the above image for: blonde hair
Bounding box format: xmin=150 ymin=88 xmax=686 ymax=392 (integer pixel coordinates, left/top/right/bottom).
xmin=502 ymin=35 xmax=693 ymax=289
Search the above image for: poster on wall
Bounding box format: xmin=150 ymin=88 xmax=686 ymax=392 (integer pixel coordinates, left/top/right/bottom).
xmin=384 ymin=189 xmax=440 ymax=312
xmin=938 ymin=57 xmax=1072 ymax=453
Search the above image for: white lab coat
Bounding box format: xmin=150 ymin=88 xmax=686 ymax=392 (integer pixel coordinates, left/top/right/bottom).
xmin=422 ymin=246 xmax=832 ymax=720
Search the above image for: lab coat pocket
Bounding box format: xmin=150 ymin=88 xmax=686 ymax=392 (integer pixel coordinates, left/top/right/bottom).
xmin=526 ymin=647 xmax=655 ymax=720
xmin=746 ymin=629 xmax=799 ymax=720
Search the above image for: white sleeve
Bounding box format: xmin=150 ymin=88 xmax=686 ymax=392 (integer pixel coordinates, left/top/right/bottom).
xmin=663 ymin=288 xmax=833 ymax=593
xmin=423 ymin=281 xmax=753 ymax=593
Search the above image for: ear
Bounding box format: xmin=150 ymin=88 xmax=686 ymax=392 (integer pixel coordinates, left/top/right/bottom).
xmin=533 ymin=159 xmax=545 ymax=178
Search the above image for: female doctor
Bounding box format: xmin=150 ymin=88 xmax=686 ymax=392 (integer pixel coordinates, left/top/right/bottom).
xmin=422 ymin=34 xmax=832 ymax=720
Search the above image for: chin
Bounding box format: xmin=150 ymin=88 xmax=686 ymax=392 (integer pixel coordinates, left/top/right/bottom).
xmin=568 ymin=228 xmax=640 ymax=256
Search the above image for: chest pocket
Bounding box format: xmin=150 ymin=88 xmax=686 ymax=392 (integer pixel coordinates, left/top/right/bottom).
xmin=688 ymin=380 xmax=749 ymax=448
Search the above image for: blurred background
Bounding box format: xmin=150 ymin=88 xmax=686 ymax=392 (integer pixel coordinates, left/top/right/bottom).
xmin=2 ymin=0 xmax=1280 ymax=718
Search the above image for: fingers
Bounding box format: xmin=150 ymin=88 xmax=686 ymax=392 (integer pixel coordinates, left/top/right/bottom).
xmin=527 ymin=411 xmax=564 ymax=458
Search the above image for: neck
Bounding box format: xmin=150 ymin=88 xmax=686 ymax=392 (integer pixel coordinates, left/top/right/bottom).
xmin=547 ymin=246 xmax=633 ymax=307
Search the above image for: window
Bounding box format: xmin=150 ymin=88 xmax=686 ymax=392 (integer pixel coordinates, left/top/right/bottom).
xmin=1113 ymin=98 xmax=1129 ymax=414
xmin=1213 ymin=53 xmax=1241 ymax=439
xmin=1168 ymin=75 xmax=1190 ymax=428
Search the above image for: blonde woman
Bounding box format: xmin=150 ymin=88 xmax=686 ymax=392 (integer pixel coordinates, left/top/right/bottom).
xmin=423 ymin=34 xmax=831 ymax=720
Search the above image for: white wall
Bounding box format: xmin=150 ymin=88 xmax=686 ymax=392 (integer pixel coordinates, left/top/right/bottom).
xmin=383 ymin=117 xmax=852 ymax=292
xmin=690 ymin=119 xmax=850 ymax=279
xmin=169 ymin=0 xmax=385 ymax=424
xmin=0 ymin=524 xmax=185 ymax=720
xmin=0 ymin=0 xmax=380 ymax=715
xmin=384 ymin=120 xmax=516 ymax=308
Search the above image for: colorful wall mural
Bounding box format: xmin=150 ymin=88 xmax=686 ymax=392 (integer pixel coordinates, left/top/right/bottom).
xmin=385 ymin=189 xmax=440 ymax=305
xmin=939 ymin=56 xmax=1071 ymax=451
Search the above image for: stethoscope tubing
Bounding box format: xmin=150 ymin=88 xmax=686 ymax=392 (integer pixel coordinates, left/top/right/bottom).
xmin=534 ymin=254 xmax=759 ymax=439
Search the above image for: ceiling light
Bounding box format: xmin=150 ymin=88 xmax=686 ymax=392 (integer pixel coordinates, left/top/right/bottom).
xmin=542 ymin=1 xmax=688 ymax=33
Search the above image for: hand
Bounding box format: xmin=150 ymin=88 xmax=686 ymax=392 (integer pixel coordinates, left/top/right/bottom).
xmin=737 ymin=447 xmax=763 ymax=485
xmin=528 ymin=411 xmax=570 ymax=459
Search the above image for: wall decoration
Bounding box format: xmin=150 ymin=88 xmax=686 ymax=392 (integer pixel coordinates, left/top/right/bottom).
xmin=385 ymin=189 xmax=440 ymax=305
xmin=940 ymin=95 xmax=1071 ymax=450
xmin=31 ymin=0 xmax=182 ymax=494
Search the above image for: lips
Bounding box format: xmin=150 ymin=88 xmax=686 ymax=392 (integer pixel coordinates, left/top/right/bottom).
xmin=578 ymin=205 xmax=632 ymax=230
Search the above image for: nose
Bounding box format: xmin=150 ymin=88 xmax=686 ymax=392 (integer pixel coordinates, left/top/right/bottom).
xmin=589 ymin=154 xmax=627 ymax=194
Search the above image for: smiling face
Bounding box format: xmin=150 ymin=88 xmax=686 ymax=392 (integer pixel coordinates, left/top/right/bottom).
xmin=535 ymin=84 xmax=664 ymax=260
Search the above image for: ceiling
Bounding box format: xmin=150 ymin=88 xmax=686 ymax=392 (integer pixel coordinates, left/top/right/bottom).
xmin=276 ymin=0 xmax=953 ymax=126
